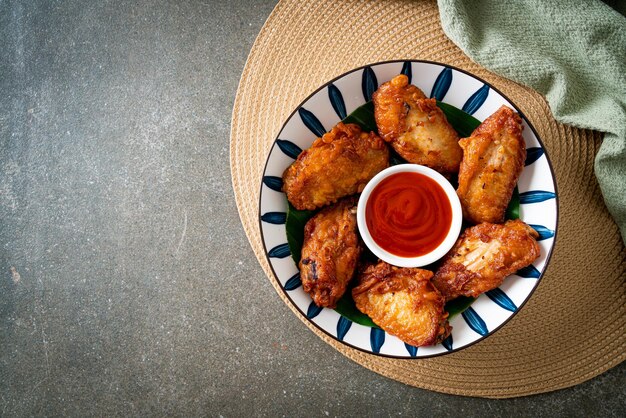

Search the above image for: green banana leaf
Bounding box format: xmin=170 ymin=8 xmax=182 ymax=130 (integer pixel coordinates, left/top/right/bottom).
xmin=285 ymin=100 xmax=520 ymax=325
xmin=285 ymin=202 xmax=315 ymax=265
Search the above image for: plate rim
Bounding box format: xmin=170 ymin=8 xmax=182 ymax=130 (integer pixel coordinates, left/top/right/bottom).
xmin=256 ymin=59 xmax=560 ymax=359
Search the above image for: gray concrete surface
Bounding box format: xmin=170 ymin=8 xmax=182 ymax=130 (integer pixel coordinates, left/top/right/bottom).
xmin=0 ymin=0 xmax=624 ymax=416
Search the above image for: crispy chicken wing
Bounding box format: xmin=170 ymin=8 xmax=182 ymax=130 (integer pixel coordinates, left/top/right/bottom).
xmin=282 ymin=122 xmax=389 ymax=210
xmin=432 ymin=219 xmax=540 ymax=301
xmin=456 ymin=105 xmax=526 ymax=224
xmin=299 ymin=197 xmax=362 ymax=308
xmin=352 ymin=261 xmax=451 ymax=347
xmin=373 ymin=74 xmax=462 ymax=174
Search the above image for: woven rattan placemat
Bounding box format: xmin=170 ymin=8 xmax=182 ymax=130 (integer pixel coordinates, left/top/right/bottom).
xmin=230 ymin=0 xmax=625 ymax=398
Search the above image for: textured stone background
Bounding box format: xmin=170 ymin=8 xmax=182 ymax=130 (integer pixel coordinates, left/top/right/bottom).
xmin=1 ymin=0 xmax=624 ymax=416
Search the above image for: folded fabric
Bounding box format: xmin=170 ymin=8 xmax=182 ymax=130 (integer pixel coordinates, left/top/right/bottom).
xmin=438 ymin=0 xmax=626 ymax=243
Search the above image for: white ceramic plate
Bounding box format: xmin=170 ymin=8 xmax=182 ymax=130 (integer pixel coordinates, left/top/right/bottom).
xmin=258 ymin=60 xmax=558 ymax=358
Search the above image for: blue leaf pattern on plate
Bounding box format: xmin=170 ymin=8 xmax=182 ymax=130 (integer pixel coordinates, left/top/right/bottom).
xmin=260 ymin=212 xmax=286 ymax=224
xmin=361 ymin=67 xmax=378 ymax=102
xmin=328 ymin=84 xmax=347 ymax=119
xmin=337 ymin=316 xmax=352 ymax=341
xmin=401 ymin=61 xmax=412 ymax=83
xmin=430 ymin=67 xmax=452 ymax=101
xmin=268 ymin=243 xmax=290 ymax=258
xmin=307 ymin=301 xmax=323 ymax=319
xmin=462 ymin=307 xmax=488 ymax=336
xmin=258 ymin=62 xmax=557 ymax=357
xmin=298 ymin=107 xmax=326 ymax=137
xmin=370 ymin=328 xmax=385 ymax=353
xmin=284 ymin=273 xmax=302 ymax=291
xmin=519 ymin=190 xmax=556 ymax=204
xmin=404 ymin=343 xmax=418 ymax=357
xmin=462 ymin=84 xmax=489 ymax=115
xmin=525 ymin=147 xmax=544 ymax=166
xmin=486 ymin=288 xmax=517 ymax=312
xmin=442 ymin=334 xmax=453 ymax=351
xmin=517 ymin=264 xmax=541 ymax=278
xmin=276 ymin=139 xmax=302 ymax=159
xmin=529 ymin=224 xmax=555 ymax=241
xmin=262 ymin=176 xmax=283 ymax=192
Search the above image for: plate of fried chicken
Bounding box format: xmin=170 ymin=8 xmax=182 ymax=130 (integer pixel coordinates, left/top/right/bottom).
xmin=259 ymin=60 xmax=557 ymax=358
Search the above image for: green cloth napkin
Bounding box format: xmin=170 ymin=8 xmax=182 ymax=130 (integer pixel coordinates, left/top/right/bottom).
xmin=438 ymin=0 xmax=626 ymax=243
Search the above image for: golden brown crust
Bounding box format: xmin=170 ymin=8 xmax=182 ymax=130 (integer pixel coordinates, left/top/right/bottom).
xmin=282 ymin=122 xmax=389 ymax=210
xmin=299 ymin=197 xmax=361 ymax=308
xmin=352 ymin=261 xmax=451 ymax=347
xmin=456 ymin=105 xmax=526 ymax=224
xmin=373 ymin=74 xmax=462 ymax=174
xmin=432 ymin=219 xmax=540 ymax=301
xmin=372 ymin=74 xmax=426 ymax=143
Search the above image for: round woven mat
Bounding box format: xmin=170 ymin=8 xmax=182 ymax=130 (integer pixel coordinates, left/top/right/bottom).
xmin=230 ymin=0 xmax=625 ymax=398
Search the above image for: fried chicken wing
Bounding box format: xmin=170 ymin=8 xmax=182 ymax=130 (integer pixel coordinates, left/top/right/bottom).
xmin=432 ymin=219 xmax=540 ymax=301
xmin=299 ymin=197 xmax=362 ymax=308
xmin=456 ymin=105 xmax=526 ymax=224
xmin=352 ymin=261 xmax=451 ymax=347
xmin=373 ymin=74 xmax=462 ymax=174
xmin=282 ymin=122 xmax=389 ymax=210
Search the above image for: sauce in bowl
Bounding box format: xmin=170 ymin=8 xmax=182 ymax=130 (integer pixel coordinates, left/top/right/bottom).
xmin=357 ymin=164 xmax=462 ymax=268
xmin=365 ymin=172 xmax=452 ymax=257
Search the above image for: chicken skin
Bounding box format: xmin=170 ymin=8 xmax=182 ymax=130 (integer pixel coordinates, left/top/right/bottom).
xmin=282 ymin=122 xmax=389 ymax=210
xmin=432 ymin=220 xmax=540 ymax=301
xmin=372 ymin=74 xmax=462 ymax=174
xmin=352 ymin=261 xmax=451 ymax=347
xmin=456 ymin=105 xmax=526 ymax=224
xmin=299 ymin=197 xmax=362 ymax=308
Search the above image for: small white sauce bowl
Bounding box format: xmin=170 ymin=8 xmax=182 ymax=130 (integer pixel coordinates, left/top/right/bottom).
xmin=357 ymin=164 xmax=463 ymax=268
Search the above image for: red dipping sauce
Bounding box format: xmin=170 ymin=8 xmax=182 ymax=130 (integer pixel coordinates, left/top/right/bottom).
xmin=365 ymin=172 xmax=452 ymax=257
